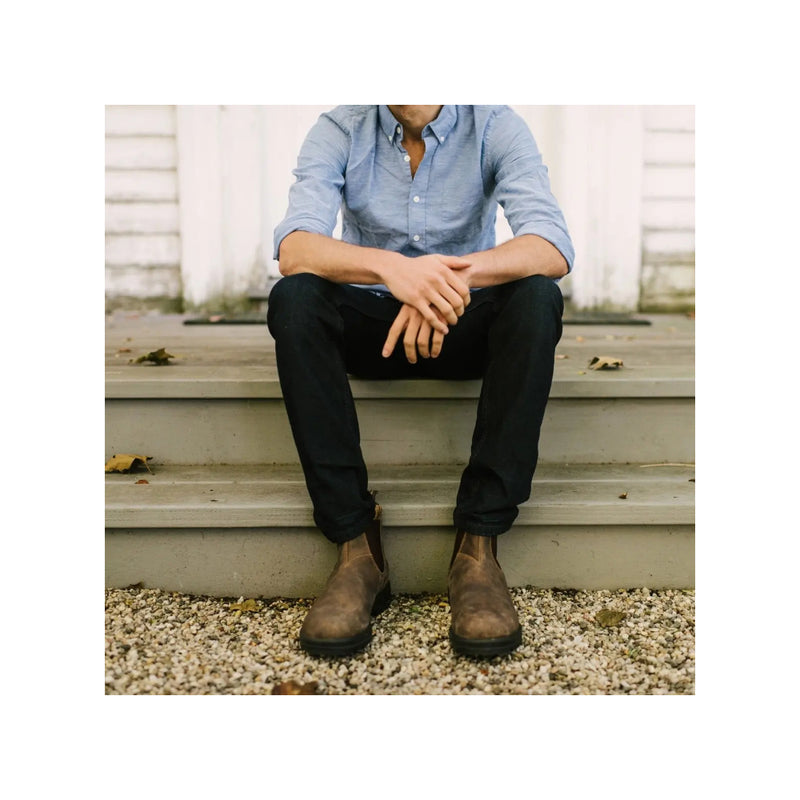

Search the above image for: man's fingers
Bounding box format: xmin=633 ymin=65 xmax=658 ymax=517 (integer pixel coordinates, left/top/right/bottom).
xmin=439 ymin=283 xmax=467 ymax=317
xmin=417 ymin=320 xmax=432 ymax=359
xmin=419 ymin=276 xmax=461 ymax=324
xmin=403 ymin=315 xmax=422 ymax=363
xmin=428 ymin=292 xmax=460 ymax=326
xmin=382 ymin=304 xmax=449 ymax=362
xmin=382 ymin=310 xmax=409 ymax=357
xmin=430 ymin=328 xmax=445 ymax=358
xmin=437 ymin=254 xmax=471 ymax=269
xmin=416 ymin=298 xmax=450 ymax=332
xmin=425 ymin=308 xmax=446 ymax=359
xmin=444 ymin=271 xmax=471 ymax=305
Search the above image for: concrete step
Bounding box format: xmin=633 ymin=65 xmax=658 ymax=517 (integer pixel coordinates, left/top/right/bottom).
xmin=105 ymin=463 xmax=695 ymax=596
xmin=105 ymin=312 xmax=694 ymax=466
xmin=105 ymin=385 xmax=694 ymax=466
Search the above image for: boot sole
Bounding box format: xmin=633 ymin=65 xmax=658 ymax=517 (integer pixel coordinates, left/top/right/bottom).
xmin=299 ymin=582 xmax=392 ymax=657
xmin=448 ymin=626 xmax=523 ymax=658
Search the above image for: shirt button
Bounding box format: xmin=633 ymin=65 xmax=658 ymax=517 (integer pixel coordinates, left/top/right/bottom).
xmin=439 ymin=136 xmax=445 ymax=143
xmin=404 ymin=155 xmax=410 ymax=162
xmin=413 ymin=235 xmax=420 ymax=242
xmin=413 ymin=196 xmax=420 ymax=203
xmin=396 ymin=126 xmax=401 ymax=133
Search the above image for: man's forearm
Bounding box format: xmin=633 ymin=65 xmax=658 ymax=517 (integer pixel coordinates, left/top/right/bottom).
xmin=278 ymin=230 xmax=472 ymax=334
xmin=461 ymin=234 xmax=569 ymax=288
xmin=278 ymin=231 xmax=405 ymax=285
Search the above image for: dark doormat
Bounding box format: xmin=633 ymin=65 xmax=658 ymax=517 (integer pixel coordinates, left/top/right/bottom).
xmin=562 ymin=315 xmax=652 ymax=325
xmin=184 ymin=314 xmax=267 ymax=325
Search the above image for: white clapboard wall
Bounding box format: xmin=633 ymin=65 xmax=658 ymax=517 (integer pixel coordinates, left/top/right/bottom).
xmin=640 ymin=106 xmax=695 ymax=310
xmin=105 ymin=106 xmax=182 ymax=309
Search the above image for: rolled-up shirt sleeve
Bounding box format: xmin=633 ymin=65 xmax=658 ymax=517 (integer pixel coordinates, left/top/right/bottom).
xmin=487 ymin=108 xmax=575 ymax=272
xmin=272 ymin=113 xmax=350 ymax=261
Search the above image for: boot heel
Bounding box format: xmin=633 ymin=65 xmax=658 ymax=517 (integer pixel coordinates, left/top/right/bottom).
xmin=371 ymin=582 xmax=392 ymax=616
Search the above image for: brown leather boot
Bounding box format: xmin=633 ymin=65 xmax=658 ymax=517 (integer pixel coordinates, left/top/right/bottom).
xmin=299 ymin=500 xmax=391 ymax=657
xmin=448 ymin=530 xmax=522 ymax=657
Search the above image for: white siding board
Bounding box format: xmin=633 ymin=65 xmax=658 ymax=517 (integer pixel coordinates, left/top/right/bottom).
xmin=105 ymin=106 xmax=181 ymax=309
xmin=105 ymin=170 xmax=178 ymax=202
xmin=105 ymin=106 xmax=176 ymax=136
xmin=105 ymin=265 xmax=182 ymax=297
xmin=644 ymin=131 xmax=694 ymax=165
xmin=643 ymin=230 xmax=695 ymax=262
xmin=106 ymin=137 xmax=177 ymax=170
xmin=639 ymin=106 xmax=695 ymax=310
xmin=643 ymin=105 xmax=695 ymax=131
xmin=641 ymin=264 xmax=695 ymax=309
xmin=642 ymin=198 xmax=695 ymax=230
xmin=105 ymin=202 xmax=180 ymax=234
xmin=106 ymin=234 xmax=181 ymax=267
xmin=642 ymin=264 xmax=696 ymax=293
xmin=643 ymin=166 xmax=694 ymax=199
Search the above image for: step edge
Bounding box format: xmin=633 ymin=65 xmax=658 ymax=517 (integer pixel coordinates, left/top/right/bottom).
xmin=106 ymin=505 xmax=695 ymax=528
xmin=106 ymin=376 xmax=695 ymax=400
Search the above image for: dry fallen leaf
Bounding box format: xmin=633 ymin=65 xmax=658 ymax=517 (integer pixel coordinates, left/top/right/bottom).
xmin=131 ymin=347 xmax=175 ymax=365
xmin=135 ymin=479 xmax=149 ymax=485
xmin=556 ymin=354 xmax=569 ymax=360
xmin=618 ymin=491 xmax=628 ymax=499
xmin=230 ymin=598 xmax=259 ymax=612
xmin=230 ymin=598 xmax=260 ymax=618
xmin=272 ymin=680 xmax=319 ymax=695
xmin=105 ymin=454 xmax=153 ymax=474
xmin=595 ymin=609 xmax=627 ymax=628
xmin=588 ymin=355 xmax=624 ymax=370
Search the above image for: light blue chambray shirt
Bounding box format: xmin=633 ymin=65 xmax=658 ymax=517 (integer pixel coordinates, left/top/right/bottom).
xmin=273 ymin=105 xmax=574 ymax=290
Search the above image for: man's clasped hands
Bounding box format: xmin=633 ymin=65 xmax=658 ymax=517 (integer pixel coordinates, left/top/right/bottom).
xmin=380 ymin=253 xmax=473 ymax=363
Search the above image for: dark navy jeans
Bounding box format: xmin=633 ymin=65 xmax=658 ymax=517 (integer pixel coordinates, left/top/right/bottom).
xmin=266 ymin=273 xmax=563 ymax=544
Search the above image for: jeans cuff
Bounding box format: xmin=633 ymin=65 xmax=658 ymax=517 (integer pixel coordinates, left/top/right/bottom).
xmin=317 ymin=504 xmax=377 ymax=544
xmin=452 ymin=512 xmax=515 ymax=537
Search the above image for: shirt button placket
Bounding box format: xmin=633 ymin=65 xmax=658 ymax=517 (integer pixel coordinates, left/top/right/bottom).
xmin=410 ymin=189 xmax=423 ymax=246
xmin=409 ymin=131 xmax=435 ymax=249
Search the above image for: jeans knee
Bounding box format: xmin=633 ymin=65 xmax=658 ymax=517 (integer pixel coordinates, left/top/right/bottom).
xmin=517 ymin=274 xmax=563 ymax=307
xmin=267 ymin=273 xmax=336 ymax=334
xmin=503 ymin=275 xmax=563 ymax=320
xmin=492 ymin=275 xmax=564 ymax=347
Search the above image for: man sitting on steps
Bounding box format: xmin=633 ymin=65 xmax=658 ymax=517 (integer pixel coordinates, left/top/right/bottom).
xmin=267 ymin=105 xmax=574 ymax=657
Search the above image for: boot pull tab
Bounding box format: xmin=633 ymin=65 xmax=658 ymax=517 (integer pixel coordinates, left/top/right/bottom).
xmin=370 ymin=489 xmax=381 ymax=521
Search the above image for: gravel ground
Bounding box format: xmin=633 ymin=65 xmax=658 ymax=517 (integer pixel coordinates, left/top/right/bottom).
xmin=105 ymin=586 xmax=694 ymax=695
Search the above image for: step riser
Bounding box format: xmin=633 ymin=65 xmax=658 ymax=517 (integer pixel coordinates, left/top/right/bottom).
xmin=105 ymin=397 xmax=694 ymax=465
xmin=105 ymin=525 xmax=694 ymax=595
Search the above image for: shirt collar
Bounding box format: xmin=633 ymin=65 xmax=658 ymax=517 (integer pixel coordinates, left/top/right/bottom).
xmin=379 ymin=105 xmax=457 ymax=144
